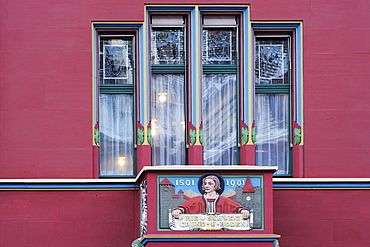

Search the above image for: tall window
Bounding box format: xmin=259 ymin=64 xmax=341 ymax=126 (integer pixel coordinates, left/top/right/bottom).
xmin=202 ymin=15 xmax=239 ymax=165
xmin=254 ymin=33 xmax=291 ymax=175
xmin=149 ymin=14 xmax=240 ymax=166
xmin=94 ymin=9 xmax=302 ymax=176
xmin=150 ymin=16 xmax=187 ymax=166
xmin=98 ymin=34 xmax=135 ymax=176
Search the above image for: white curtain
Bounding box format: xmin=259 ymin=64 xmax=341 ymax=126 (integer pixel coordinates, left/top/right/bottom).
xmin=202 ymin=74 xmax=238 ymax=165
xmin=151 ymin=74 xmax=186 ymax=166
xmin=255 ymin=94 xmax=290 ymax=174
xmin=99 ymin=94 xmax=133 ymax=175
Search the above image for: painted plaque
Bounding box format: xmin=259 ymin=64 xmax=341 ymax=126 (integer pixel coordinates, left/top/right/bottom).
xmin=158 ymin=173 xmax=264 ymax=231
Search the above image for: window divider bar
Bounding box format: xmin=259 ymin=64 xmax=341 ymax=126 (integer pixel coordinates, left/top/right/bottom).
xmin=100 ymin=84 xmax=134 ymax=94
xmin=255 ymin=84 xmax=290 ymax=94
xmin=151 ymin=65 xmax=186 ymax=73
xmin=202 ymin=65 xmax=238 ymax=74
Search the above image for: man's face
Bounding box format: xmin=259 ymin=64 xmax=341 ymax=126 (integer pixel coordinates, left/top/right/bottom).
xmin=203 ymin=179 xmax=216 ymax=193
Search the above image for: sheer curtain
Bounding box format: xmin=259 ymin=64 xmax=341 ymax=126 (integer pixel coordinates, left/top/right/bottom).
xmin=255 ymin=94 xmax=290 ymax=174
xmin=151 ymin=74 xmax=186 ymax=166
xmin=99 ymin=94 xmax=133 ymax=175
xmin=202 ymin=74 xmax=238 ymax=165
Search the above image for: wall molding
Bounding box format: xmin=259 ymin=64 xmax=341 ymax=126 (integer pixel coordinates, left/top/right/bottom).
xmin=1 ymin=177 xmax=369 ymax=190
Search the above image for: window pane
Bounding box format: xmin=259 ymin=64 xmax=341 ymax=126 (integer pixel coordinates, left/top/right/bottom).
xmin=151 ymin=28 xmax=185 ymax=65
xmin=99 ymin=37 xmax=134 ymax=85
xmin=202 ymin=28 xmax=237 ymax=65
xmin=151 ymin=74 xmax=186 ymax=165
xmin=99 ymin=94 xmax=134 ymax=176
xmin=255 ymin=94 xmax=290 ymax=174
xmin=255 ymin=37 xmax=289 ymax=84
xmin=202 ymin=74 xmax=238 ymax=165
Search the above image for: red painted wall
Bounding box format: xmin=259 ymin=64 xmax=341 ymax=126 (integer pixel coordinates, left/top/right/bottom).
xmin=273 ymin=189 xmax=370 ymax=246
xmin=1 ymin=189 xmax=368 ymax=246
xmin=1 ymin=0 xmax=369 ymax=246
xmin=0 ymin=190 xmax=138 ymax=246
xmin=1 ymin=0 xmax=369 ymax=179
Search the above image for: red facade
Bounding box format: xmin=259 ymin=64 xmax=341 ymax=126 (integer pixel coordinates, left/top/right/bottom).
xmin=1 ymin=0 xmax=369 ymax=246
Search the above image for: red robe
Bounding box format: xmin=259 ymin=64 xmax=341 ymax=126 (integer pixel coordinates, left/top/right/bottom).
xmin=175 ymin=195 xmax=247 ymax=214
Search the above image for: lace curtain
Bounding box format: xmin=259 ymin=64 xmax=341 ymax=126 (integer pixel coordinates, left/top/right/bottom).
xmin=255 ymin=94 xmax=290 ymax=174
xmin=99 ymin=94 xmax=134 ymax=175
xmin=151 ymin=74 xmax=186 ymax=165
xmin=202 ymin=74 xmax=238 ymax=165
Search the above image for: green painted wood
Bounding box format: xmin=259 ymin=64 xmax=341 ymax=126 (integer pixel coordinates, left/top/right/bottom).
xmin=100 ymin=84 xmax=134 ymax=94
xmin=151 ymin=65 xmax=185 ymax=73
xmin=203 ymin=65 xmax=238 ymax=74
xmin=255 ymin=84 xmax=290 ymax=94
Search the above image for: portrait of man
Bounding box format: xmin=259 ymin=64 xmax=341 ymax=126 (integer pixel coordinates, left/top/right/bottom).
xmin=171 ymin=173 xmax=250 ymax=219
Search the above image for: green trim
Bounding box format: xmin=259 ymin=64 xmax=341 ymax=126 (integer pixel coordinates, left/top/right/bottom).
xmin=138 ymin=128 xmax=144 ymax=146
xmin=241 ymin=127 xmax=248 ymax=145
xmin=147 ymin=127 xmax=152 ymax=146
xmin=100 ymin=84 xmax=134 ymax=94
xmin=255 ymin=84 xmax=290 ymax=94
xmin=151 ymin=65 xmax=185 ymax=73
xmin=132 ymin=238 xmax=144 ymax=247
xmin=189 ymin=129 xmax=196 ymax=146
xmin=93 ymin=128 xmax=99 ymax=146
xmin=242 ymin=127 xmax=255 ymax=145
xmin=203 ymin=65 xmax=237 ymax=74
xmin=294 ymin=128 xmax=302 ymax=146
xmin=199 ymin=128 xmax=203 ymax=145
xmin=251 ymin=126 xmax=256 ymax=144
xmin=189 ymin=129 xmax=203 ymax=146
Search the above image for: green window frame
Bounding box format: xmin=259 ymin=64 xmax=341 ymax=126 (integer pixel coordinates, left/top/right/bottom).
xmin=201 ymin=14 xmax=240 ymax=166
xmin=97 ymin=32 xmax=136 ymax=177
xmin=254 ymin=32 xmax=293 ymax=175
xmin=149 ymin=14 xmax=188 ymax=166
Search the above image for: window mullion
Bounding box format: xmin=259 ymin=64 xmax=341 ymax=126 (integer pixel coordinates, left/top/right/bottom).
xmin=255 ymin=84 xmax=290 ymax=94
xmin=100 ymin=85 xmax=134 ymax=94
xmin=151 ymin=65 xmax=185 ymax=73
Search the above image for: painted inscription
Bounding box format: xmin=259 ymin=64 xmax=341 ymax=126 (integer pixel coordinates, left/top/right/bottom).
xmin=169 ymin=213 xmax=251 ymax=231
